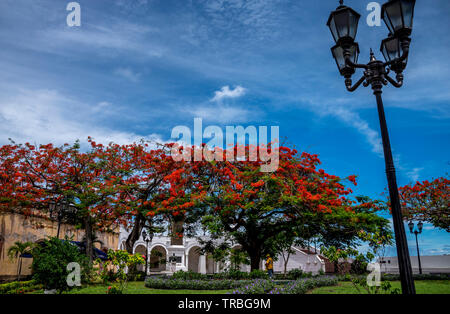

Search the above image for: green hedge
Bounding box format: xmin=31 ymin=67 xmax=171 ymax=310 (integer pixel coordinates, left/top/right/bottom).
xmin=171 ymin=269 xmax=315 ymax=281
xmin=145 ymin=276 xmax=339 ymax=294
xmin=382 ymin=273 xmax=450 ymax=281
xmin=0 ymin=280 xmax=43 ymax=294
xmin=145 ymin=277 xmax=252 ymax=290
xmin=232 ymin=276 xmax=339 ymax=294
xmin=337 ymin=273 xmax=450 ymax=282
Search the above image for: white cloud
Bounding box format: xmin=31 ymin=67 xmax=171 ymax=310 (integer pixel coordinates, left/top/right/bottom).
xmin=189 ymin=105 xmax=254 ymax=124
xmin=211 ymin=85 xmax=246 ymax=102
xmin=324 ymin=106 xmax=383 ymax=156
xmin=114 ymin=67 xmax=141 ymax=82
xmin=0 ymin=88 xmax=162 ymax=146
xmin=406 ymin=167 xmax=424 ymax=183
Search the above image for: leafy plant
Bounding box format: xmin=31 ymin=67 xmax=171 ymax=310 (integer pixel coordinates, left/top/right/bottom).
xmin=287 ymin=269 xmax=304 ymax=280
xmin=351 ymin=276 xmax=400 ymax=294
xmin=7 ymin=241 xmax=34 ymax=281
xmin=106 ymin=285 xmax=123 ymax=294
xmin=0 ymin=280 xmax=42 ymax=294
xmin=145 ymin=278 xmax=247 ymax=290
xmin=31 ymin=237 xmax=90 ymax=293
xmin=99 ymin=249 xmax=145 ymax=293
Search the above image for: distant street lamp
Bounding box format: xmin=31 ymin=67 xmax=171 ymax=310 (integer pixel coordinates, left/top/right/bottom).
xmin=56 ymin=197 xmax=69 ymax=239
xmin=327 ymin=0 xmax=416 ymax=294
xmin=142 ymin=230 xmax=150 ymax=275
xmin=408 ymin=221 xmax=423 ymax=274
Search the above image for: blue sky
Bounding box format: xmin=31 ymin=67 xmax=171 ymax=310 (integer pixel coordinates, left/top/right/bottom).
xmin=0 ymin=0 xmax=448 ymax=256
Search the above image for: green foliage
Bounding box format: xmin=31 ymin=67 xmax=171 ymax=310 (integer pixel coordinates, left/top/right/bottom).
xmin=321 ymin=246 xmax=374 ymax=275
xmin=7 ymin=241 xmax=34 ymax=260
xmin=98 ymin=249 xmax=145 ymax=293
xmin=286 ymin=269 xmax=304 ymax=280
xmin=350 ymin=252 xmax=374 ymax=275
xmin=229 ymin=248 xmax=249 ymax=271
xmin=106 ymin=285 xmax=123 ymax=294
xmin=382 ymin=273 xmax=450 ymax=281
xmin=0 ymin=280 xmax=42 ymax=294
xmin=231 ymin=279 xmax=275 ymax=294
xmin=128 ymin=271 xmax=146 ymax=282
xmin=351 ymin=276 xmax=400 ymax=294
xmin=278 ymin=277 xmax=339 ymax=294
xmin=145 ymin=278 xmax=246 ymax=290
xmin=172 ymin=270 xmax=207 ymax=280
xmin=249 ymin=269 xmax=269 ymax=279
xmin=7 ymin=241 xmax=34 ymax=281
xmin=31 ymin=237 xmax=90 ymax=293
xmin=232 ymin=276 xmax=339 ymax=294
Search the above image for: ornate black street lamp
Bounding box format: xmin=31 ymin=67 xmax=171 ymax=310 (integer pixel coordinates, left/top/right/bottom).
xmin=142 ymin=230 xmax=150 ymax=275
xmin=327 ymin=0 xmax=416 ymax=294
xmin=408 ymin=221 xmax=423 ymax=274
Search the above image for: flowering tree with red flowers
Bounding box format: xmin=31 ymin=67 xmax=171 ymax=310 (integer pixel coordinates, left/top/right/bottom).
xmin=399 ymin=177 xmax=450 ymax=232
xmin=200 ymin=145 xmax=390 ymax=271
xmin=109 ymin=142 xmax=172 ymax=253
xmin=0 ymin=139 xmax=133 ymax=263
xmin=154 ymin=145 xmax=213 ymax=244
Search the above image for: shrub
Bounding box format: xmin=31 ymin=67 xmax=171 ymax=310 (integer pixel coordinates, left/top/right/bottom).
xmin=0 ymin=280 xmax=43 ymax=294
xmin=350 ymin=258 xmax=368 ymax=275
xmin=32 ymin=237 xmax=91 ymax=293
xmin=382 ymin=273 xmax=450 ymax=281
xmin=287 ymin=269 xmax=303 ymax=280
xmin=172 ymin=270 xmax=207 ymax=281
xmin=98 ymin=249 xmax=145 ymax=293
xmin=273 ymin=276 xmax=338 ymax=294
xmin=249 ymin=269 xmax=268 ymax=279
xmin=145 ymin=278 xmax=249 ymax=290
xmin=231 ymin=279 xmax=275 ymax=294
xmin=231 ymin=276 xmax=338 ymax=294
xmin=127 ymin=271 xmax=146 ymax=282
xmin=107 ymin=285 xmax=123 ymax=294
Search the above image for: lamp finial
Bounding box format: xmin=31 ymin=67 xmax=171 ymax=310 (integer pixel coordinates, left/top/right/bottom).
xmin=370 ymin=48 xmax=376 ymax=61
xmin=339 ymin=0 xmax=344 ymax=5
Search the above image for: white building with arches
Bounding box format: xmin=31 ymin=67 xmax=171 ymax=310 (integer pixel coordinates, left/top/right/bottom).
xmin=119 ymin=226 xmax=327 ymax=275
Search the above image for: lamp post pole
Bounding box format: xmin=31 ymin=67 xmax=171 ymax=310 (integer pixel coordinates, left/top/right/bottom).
xmin=142 ymin=231 xmax=149 ymax=275
xmin=414 ymin=232 xmax=422 ymax=274
xmin=409 ymin=221 xmax=423 ymax=274
xmin=375 ymin=89 xmax=415 ymax=292
xmin=56 ymin=197 xmax=69 ymax=239
xmin=326 ymin=0 xmax=417 ymax=294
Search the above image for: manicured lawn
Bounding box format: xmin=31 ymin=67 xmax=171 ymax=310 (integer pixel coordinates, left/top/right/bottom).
xmin=309 ymin=280 xmax=450 ymax=294
xmin=31 ymin=281 xmax=233 ymax=294
xmin=28 ymin=280 xmax=450 ymax=294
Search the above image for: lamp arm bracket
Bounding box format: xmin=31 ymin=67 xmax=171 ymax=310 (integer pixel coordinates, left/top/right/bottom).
xmin=345 ymin=75 xmax=366 ymax=92
xmin=345 ymin=56 xmax=368 ymax=69
xmin=385 ymin=73 xmax=403 ymax=88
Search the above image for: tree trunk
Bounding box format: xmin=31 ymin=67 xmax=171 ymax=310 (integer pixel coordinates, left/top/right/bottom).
xmin=17 ymin=257 xmax=22 ymax=281
xmin=249 ymin=251 xmax=261 ymax=271
xmin=84 ymin=217 xmax=93 ymax=264
xmin=283 ymin=253 xmax=290 ymax=276
xmin=171 ymin=219 xmax=185 ymax=246
xmin=125 ymin=214 xmax=145 ymax=254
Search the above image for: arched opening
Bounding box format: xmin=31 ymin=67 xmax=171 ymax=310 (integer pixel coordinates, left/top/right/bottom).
xmin=150 ymin=245 xmax=167 ymax=272
xmin=187 ymin=246 xmax=201 ymax=273
xmin=134 ymin=244 xmax=147 ymax=272
xmin=119 ymin=241 xmax=126 ymax=251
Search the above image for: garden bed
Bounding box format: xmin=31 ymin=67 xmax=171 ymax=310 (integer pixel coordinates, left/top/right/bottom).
xmin=144 ymin=276 xmax=339 ymax=294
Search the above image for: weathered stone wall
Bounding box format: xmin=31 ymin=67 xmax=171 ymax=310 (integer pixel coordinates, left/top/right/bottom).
xmin=0 ymin=212 xmax=119 ymax=280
